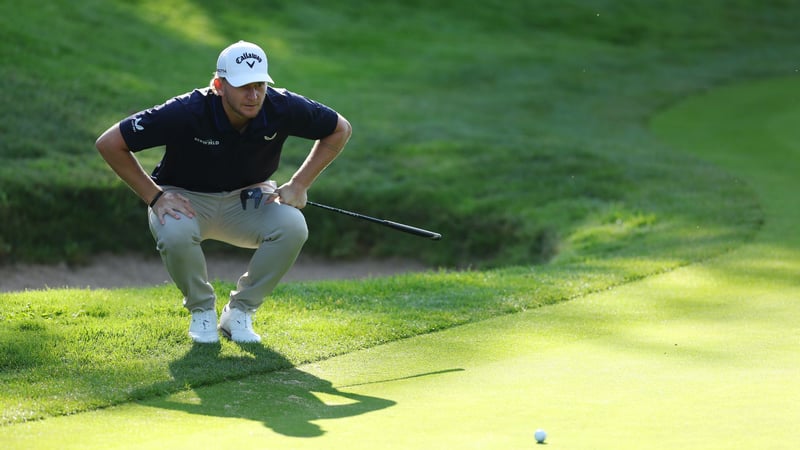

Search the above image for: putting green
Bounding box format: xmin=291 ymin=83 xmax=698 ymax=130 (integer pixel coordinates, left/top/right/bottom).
xmin=3 ymin=78 xmax=800 ymax=449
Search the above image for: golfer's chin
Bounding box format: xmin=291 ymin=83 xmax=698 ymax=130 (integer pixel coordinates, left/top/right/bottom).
xmin=239 ymin=106 xmax=260 ymax=118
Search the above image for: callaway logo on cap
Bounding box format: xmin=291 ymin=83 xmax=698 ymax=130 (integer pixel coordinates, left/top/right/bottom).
xmin=216 ymin=40 xmax=274 ymax=87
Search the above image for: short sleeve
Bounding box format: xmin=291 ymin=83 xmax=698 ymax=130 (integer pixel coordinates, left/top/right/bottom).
xmin=118 ymin=97 xmax=188 ymax=152
xmin=278 ymin=90 xmax=339 ymax=140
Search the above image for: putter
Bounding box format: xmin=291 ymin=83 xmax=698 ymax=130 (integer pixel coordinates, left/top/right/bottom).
xmin=307 ymin=201 xmax=442 ymax=240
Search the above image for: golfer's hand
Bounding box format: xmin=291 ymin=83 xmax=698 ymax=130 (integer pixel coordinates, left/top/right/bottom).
xmin=151 ymin=191 xmax=196 ymax=224
xmin=273 ymin=181 xmax=308 ymax=209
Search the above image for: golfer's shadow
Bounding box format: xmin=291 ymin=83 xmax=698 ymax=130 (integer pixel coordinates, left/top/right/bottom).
xmin=148 ymin=343 xmax=396 ymax=437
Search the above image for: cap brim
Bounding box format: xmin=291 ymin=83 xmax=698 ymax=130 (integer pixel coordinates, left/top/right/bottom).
xmin=225 ymin=73 xmax=274 ymax=87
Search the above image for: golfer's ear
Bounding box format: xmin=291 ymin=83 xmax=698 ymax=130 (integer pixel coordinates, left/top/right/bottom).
xmin=213 ymin=78 xmax=223 ymax=92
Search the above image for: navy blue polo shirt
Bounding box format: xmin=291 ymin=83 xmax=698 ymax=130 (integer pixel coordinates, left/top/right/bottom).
xmin=119 ymin=87 xmax=339 ymax=192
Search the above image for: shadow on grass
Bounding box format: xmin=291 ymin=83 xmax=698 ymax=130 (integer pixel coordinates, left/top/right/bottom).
xmin=143 ymin=343 xmax=397 ymax=437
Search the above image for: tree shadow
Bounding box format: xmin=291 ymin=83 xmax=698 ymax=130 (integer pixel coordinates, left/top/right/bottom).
xmin=143 ymin=343 xmax=397 ymax=437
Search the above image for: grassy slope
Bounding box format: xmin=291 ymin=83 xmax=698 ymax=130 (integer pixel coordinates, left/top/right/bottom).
xmin=2 ymin=0 xmax=800 ymax=426
xmin=3 ymin=78 xmax=800 ymax=449
xmin=0 ymin=0 xmax=782 ymax=265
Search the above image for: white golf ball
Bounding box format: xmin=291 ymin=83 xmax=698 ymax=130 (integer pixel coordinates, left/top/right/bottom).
xmin=535 ymin=429 xmax=547 ymax=444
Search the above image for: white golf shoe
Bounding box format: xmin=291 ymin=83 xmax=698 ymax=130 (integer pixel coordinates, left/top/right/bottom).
xmin=188 ymin=309 xmax=219 ymax=343
xmin=218 ymin=304 xmax=262 ymax=343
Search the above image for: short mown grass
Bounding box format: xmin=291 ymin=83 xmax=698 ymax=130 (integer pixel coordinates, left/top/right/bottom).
xmin=2 ymin=0 xmax=799 ymax=426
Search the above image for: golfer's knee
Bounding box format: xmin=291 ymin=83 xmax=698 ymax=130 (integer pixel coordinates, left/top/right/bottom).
xmin=268 ymin=208 xmax=308 ymax=244
xmin=283 ymin=213 xmax=309 ymax=244
xmin=155 ymin=221 xmax=201 ymax=252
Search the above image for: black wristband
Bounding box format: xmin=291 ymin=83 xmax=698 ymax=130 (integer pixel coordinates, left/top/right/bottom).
xmin=149 ymin=190 xmax=164 ymax=208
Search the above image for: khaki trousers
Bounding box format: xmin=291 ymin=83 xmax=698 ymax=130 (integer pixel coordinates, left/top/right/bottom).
xmin=147 ymin=183 xmax=308 ymax=313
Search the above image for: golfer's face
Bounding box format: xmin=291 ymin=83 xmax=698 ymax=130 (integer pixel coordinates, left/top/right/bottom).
xmin=221 ymin=80 xmax=266 ymax=121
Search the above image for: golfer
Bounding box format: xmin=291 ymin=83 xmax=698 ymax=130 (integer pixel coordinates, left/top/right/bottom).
xmin=96 ymin=41 xmax=351 ymax=344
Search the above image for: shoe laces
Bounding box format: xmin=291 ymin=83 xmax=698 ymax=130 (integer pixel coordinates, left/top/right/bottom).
xmin=192 ymin=309 xmax=214 ymax=330
xmin=238 ymin=310 xmax=254 ymax=330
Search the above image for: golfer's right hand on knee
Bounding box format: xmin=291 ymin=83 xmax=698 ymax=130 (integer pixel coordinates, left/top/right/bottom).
xmin=152 ymin=192 xmax=196 ymax=224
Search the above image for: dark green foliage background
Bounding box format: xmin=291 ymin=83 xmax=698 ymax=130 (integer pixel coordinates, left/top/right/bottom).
xmin=2 ymin=0 xmax=795 ymax=268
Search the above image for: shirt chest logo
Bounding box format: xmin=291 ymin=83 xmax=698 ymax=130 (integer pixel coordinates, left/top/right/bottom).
xmin=264 ymin=132 xmax=277 ymax=141
xmin=194 ymin=137 xmax=221 ymax=146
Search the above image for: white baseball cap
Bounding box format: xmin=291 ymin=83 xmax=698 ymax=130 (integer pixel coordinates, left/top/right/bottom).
xmin=216 ymin=41 xmax=274 ymax=87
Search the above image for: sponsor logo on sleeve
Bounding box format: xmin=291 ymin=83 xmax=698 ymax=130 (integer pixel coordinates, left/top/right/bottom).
xmin=132 ymin=116 xmax=144 ymax=132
